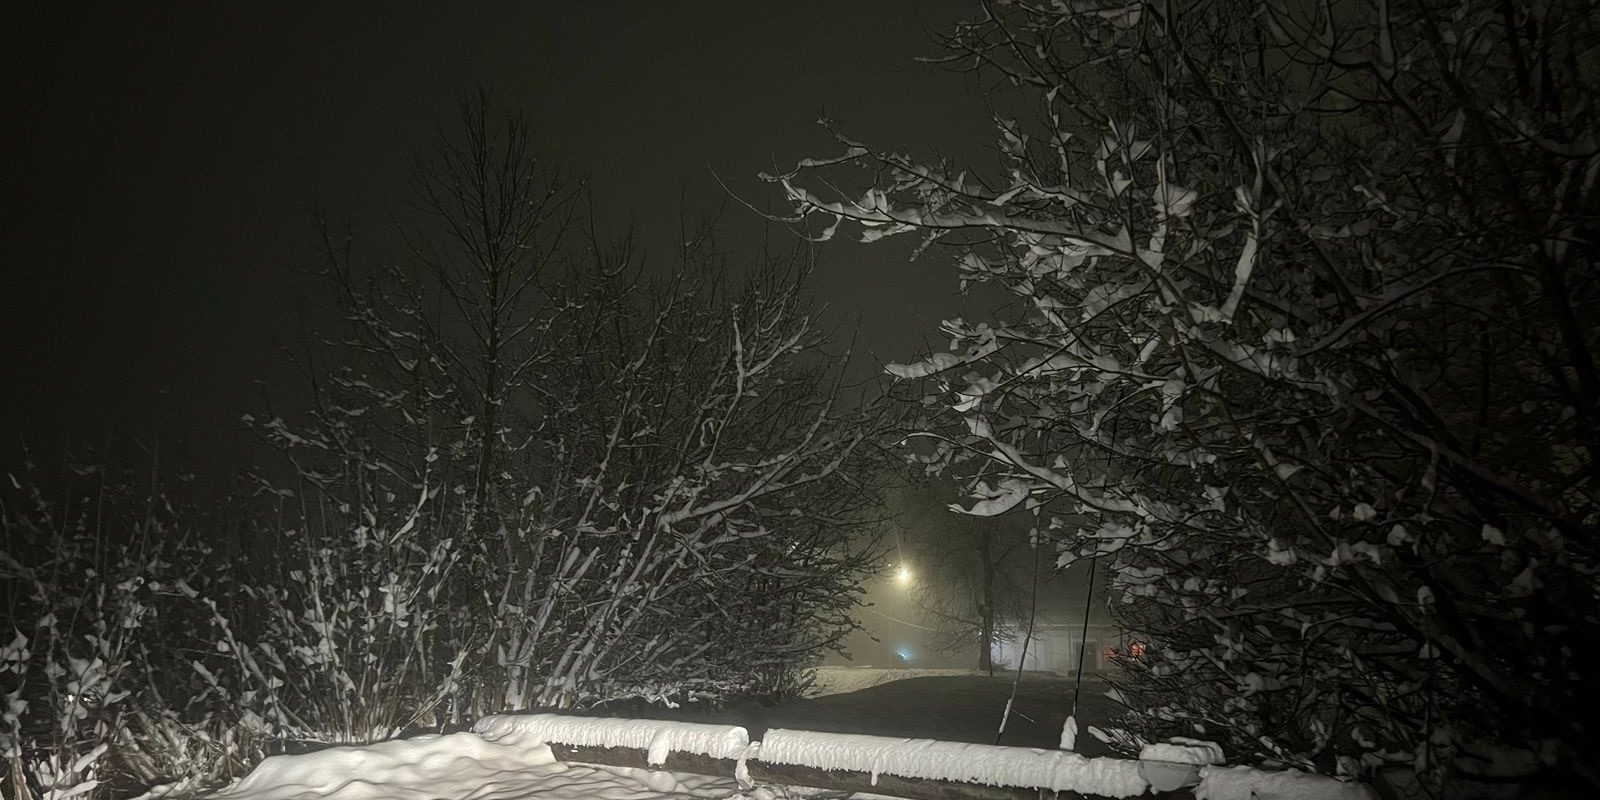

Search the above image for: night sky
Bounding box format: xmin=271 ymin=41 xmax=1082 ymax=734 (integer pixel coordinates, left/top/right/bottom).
xmin=5 ymin=2 xmax=994 ymax=470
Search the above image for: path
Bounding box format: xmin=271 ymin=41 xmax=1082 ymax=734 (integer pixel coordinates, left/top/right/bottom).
xmin=629 ymin=673 xmax=1124 ymax=757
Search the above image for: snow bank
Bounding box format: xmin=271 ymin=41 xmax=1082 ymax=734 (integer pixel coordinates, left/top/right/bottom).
xmin=196 ymin=727 xmax=737 ymax=800
xmin=475 ymin=713 xmax=750 ymax=765
xmin=1139 ymin=737 xmax=1225 ymax=765
xmin=758 ymin=728 xmax=1148 ymax=798
xmin=1196 ymin=765 xmax=1377 ymax=800
xmin=208 ymin=731 xmax=552 ymax=800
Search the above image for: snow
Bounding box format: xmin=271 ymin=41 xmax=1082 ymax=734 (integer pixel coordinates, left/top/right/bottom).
xmin=806 ymin=666 xmax=988 ymax=697
xmin=1059 ymin=714 xmax=1078 ymax=751
xmin=1139 ymin=737 xmax=1224 ymax=765
xmin=475 ymin=714 xmax=750 ymax=765
xmin=758 ymin=728 xmax=1148 ymax=798
xmin=171 ymin=713 xmax=1378 ymax=800
xmin=194 ymin=728 xmax=739 ymax=800
xmin=949 ymin=478 xmax=1031 ymax=516
xmin=885 ymin=352 xmax=964 ymax=379
xmin=1195 ymin=765 xmax=1377 ymax=800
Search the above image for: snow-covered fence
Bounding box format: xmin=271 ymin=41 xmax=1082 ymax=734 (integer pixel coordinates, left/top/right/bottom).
xmin=475 ymin=714 xmax=749 ymax=765
xmin=474 ymin=713 xmax=1375 ymax=800
xmin=475 ymin=714 xmax=1160 ymax=799
xmin=757 ymin=728 xmax=1151 ymax=800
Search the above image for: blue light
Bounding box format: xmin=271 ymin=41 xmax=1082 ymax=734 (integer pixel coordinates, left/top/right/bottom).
xmin=895 ymin=645 xmax=915 ymax=663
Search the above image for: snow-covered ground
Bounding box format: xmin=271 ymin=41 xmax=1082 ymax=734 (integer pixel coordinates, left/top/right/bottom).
xmin=756 ymin=671 xmax=1110 ymax=753
xmin=190 ymin=729 xmax=739 ymax=800
xmin=172 ymin=713 xmax=1374 ymax=800
xmin=154 ymin=673 xmax=1373 ymax=800
xmin=806 ymin=667 xmax=992 ymax=697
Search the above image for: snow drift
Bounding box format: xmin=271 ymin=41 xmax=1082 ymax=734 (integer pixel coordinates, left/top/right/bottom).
xmin=474 ymin=714 xmax=750 ymax=765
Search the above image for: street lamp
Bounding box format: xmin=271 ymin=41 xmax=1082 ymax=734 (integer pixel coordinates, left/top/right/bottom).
xmin=896 ymin=565 xmax=913 ymax=586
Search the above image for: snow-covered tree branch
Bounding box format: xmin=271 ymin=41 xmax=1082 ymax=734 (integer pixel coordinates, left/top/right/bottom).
xmin=771 ymin=0 xmax=1598 ymax=791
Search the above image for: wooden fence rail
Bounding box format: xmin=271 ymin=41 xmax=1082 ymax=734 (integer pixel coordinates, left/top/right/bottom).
xmin=548 ymin=742 xmax=1198 ymax=800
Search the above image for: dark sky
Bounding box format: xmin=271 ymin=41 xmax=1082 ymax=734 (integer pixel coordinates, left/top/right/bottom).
xmin=5 ymin=2 xmax=997 ymax=472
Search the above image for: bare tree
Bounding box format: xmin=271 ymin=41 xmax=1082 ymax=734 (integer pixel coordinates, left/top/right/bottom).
xmin=486 ymin=238 xmax=886 ymax=709
xmin=897 ymin=484 xmax=1033 ymax=675
xmin=405 ymin=89 xmax=583 ymax=532
xmin=252 ymin=94 xmax=887 ymax=718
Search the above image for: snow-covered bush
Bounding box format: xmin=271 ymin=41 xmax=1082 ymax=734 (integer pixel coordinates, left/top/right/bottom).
xmin=0 ymin=464 xmax=244 ymax=796
xmin=1 ymin=459 xmax=484 ymax=797
xmin=478 ymin=259 xmax=881 ymax=710
xmin=251 ymin=94 xmax=883 ymax=718
xmin=186 ymin=484 xmax=471 ymax=746
xmin=771 ymin=0 xmax=1598 ymax=792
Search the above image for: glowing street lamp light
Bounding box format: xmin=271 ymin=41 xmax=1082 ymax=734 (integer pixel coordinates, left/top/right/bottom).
xmin=896 ymin=565 xmax=913 ymax=586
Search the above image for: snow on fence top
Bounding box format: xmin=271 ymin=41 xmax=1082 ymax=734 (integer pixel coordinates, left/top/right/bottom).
xmin=474 ymin=714 xmax=750 ymax=766
xmin=758 ymin=728 xmax=1148 ymax=799
xmin=1139 ymin=738 xmax=1225 ymax=765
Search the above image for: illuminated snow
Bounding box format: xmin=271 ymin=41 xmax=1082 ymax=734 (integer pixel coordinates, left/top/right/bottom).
xmin=1139 ymin=738 xmax=1224 ymax=765
xmin=474 ymin=714 xmax=750 ymax=765
xmin=198 ymin=728 xmax=737 ymax=800
xmin=806 ymin=666 xmax=989 ymax=697
xmin=181 ymin=712 xmax=1372 ymax=800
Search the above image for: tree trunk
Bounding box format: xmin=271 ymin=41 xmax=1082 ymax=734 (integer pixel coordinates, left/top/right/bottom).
xmin=471 ymin=263 xmax=502 ymax=536
xmin=978 ymin=528 xmax=996 ymax=677
xmin=472 ymin=379 xmax=498 ymax=528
